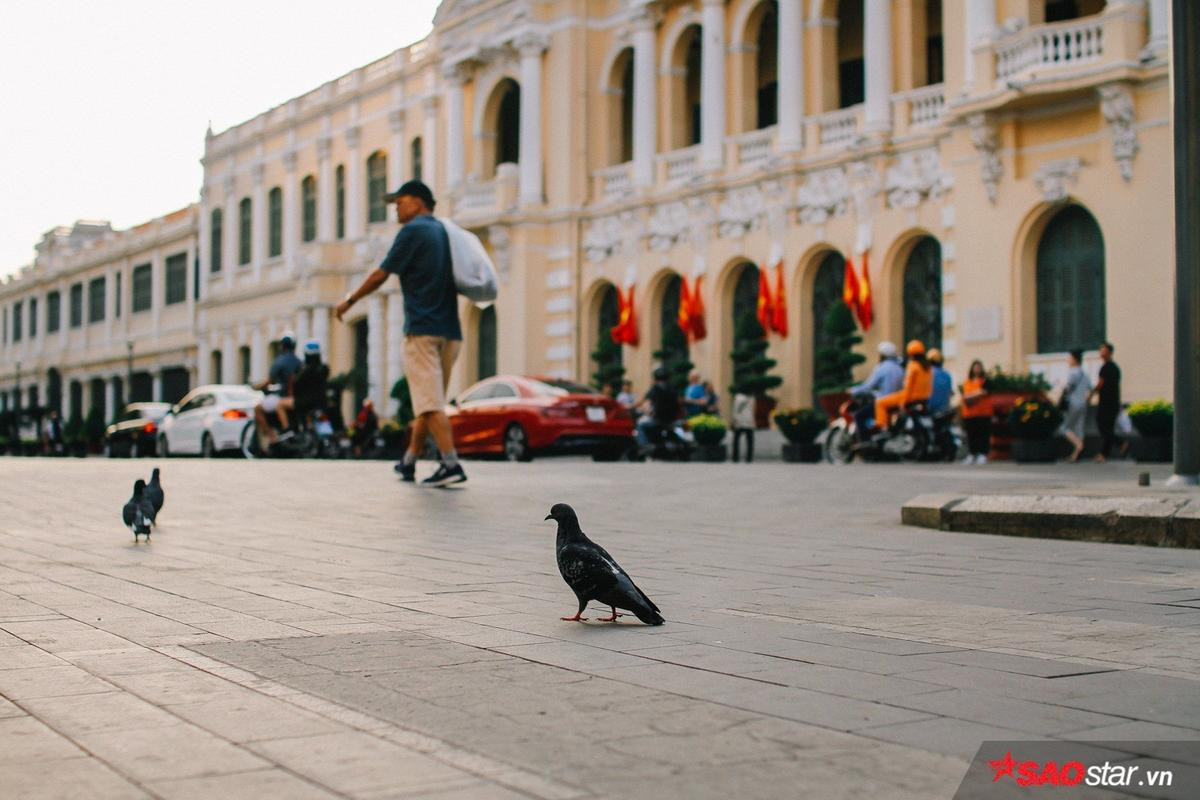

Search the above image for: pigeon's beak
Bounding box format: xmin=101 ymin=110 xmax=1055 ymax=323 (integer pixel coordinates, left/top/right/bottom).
xmin=544 ymin=514 xmax=553 ymax=521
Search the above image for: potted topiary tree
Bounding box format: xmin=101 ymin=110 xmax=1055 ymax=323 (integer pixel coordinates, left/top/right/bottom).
xmin=1127 ymin=400 xmax=1173 ymax=463
xmin=687 ymin=413 xmax=727 ymax=462
xmin=729 ymin=312 xmax=783 ymax=427
xmin=814 ymin=303 xmax=865 ymax=419
xmin=985 ymin=368 xmax=1051 ymax=460
xmin=1008 ymin=397 xmax=1062 ymax=463
xmin=590 ymin=332 xmax=626 ymax=395
xmin=773 ymin=408 xmax=826 ymax=463
xmin=653 ymin=322 xmax=693 ymax=397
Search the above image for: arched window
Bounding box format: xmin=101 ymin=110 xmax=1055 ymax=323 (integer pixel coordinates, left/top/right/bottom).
xmin=837 ymin=0 xmax=864 ymax=108
xmin=367 ymin=152 xmax=387 ymax=223
xmin=812 ymin=251 xmax=845 ymax=404
xmin=754 ymin=1 xmax=779 ymax=129
xmin=732 ymin=263 xmax=761 ymax=348
xmin=657 ymin=275 xmax=690 ymax=383
xmin=238 ymin=198 xmax=252 ymax=265
xmin=495 ymin=79 xmax=521 ymax=171
xmin=301 ymin=176 xmax=317 ymax=242
xmin=268 ymin=187 xmax=283 ymax=257
xmin=335 ymin=165 xmax=346 ymax=240
xmin=678 ymin=26 xmax=703 ymax=147
xmin=1044 ymin=0 xmax=1106 ymax=23
xmin=238 ymin=346 xmax=251 ymax=385
xmin=210 ymin=208 xmax=223 ymax=273
xmin=211 ymin=350 xmax=223 ymax=385
xmin=477 ymin=306 xmax=497 ymax=381
xmin=1036 ymin=204 xmax=1106 ymax=353
xmin=903 ymin=237 xmax=943 ymax=350
xmin=410 ymin=137 xmax=423 ymax=182
xmin=47 ymin=368 xmax=62 ymax=416
xmin=608 ymin=49 xmax=635 ymax=165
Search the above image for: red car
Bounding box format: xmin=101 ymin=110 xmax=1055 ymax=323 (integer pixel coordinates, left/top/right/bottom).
xmin=446 ymin=376 xmax=634 ymax=461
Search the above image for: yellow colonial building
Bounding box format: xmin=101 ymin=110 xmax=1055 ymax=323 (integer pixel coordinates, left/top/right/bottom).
xmin=0 ymin=0 xmax=1175 ymax=425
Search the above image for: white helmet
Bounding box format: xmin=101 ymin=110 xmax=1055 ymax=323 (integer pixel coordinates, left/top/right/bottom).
xmin=878 ymin=341 xmax=898 ymax=358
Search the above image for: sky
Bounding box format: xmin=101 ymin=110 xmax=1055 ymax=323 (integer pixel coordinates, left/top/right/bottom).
xmin=0 ymin=0 xmax=442 ymax=278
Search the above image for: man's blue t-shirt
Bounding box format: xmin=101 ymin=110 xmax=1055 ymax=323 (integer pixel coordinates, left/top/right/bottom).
xmin=929 ymin=366 xmax=953 ymax=412
xmin=379 ymin=215 xmax=462 ymax=340
xmin=268 ymin=352 xmax=302 ymax=394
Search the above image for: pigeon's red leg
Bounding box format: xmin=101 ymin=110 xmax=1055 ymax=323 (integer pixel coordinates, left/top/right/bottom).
xmin=560 ymin=611 xmax=588 ymax=622
xmin=597 ymin=607 xmax=625 ymax=622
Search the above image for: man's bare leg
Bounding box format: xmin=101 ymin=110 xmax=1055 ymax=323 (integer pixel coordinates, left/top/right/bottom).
xmin=254 ymin=405 xmax=274 ymax=449
xmin=407 ymin=414 xmax=429 ymax=460
xmin=426 ymin=410 xmax=454 ymax=456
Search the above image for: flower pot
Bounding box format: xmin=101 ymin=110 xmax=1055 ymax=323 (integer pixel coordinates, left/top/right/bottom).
xmin=818 ymin=391 xmax=850 ymax=421
xmin=753 ymin=395 xmax=778 ymax=429
xmin=1011 ymin=437 xmax=1058 ymax=463
xmin=695 ymin=443 xmax=727 ymax=462
xmin=782 ymin=442 xmax=823 ymax=463
xmin=1131 ymin=436 xmax=1172 ymax=463
xmin=692 ymin=429 xmax=726 ymax=447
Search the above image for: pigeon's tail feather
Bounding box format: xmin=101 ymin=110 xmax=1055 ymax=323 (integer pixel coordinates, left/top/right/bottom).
xmin=630 ymin=600 xmax=664 ymax=626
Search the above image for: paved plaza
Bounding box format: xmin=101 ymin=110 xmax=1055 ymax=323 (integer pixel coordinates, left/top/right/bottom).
xmin=1 ymin=456 xmax=1199 ymax=799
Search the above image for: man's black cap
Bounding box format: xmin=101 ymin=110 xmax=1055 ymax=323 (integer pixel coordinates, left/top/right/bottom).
xmin=384 ymin=179 xmax=435 ymax=208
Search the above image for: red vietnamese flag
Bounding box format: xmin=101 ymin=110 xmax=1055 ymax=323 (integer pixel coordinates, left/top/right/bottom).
xmin=756 ymin=265 xmax=774 ymax=333
xmin=610 ymin=285 xmax=640 ymax=346
xmin=771 ymin=261 xmax=788 ymax=337
xmin=857 ymin=251 xmax=874 ymax=331
xmin=843 ymin=254 xmax=861 ymax=320
xmin=677 ymin=276 xmax=693 ymax=340
xmin=690 ymin=274 xmax=707 ymax=342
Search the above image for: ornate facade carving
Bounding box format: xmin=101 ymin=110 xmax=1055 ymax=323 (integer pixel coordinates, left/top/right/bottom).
xmin=847 ymin=160 xmax=882 ymax=253
xmin=968 ymin=113 xmax=1004 ymax=204
xmin=645 ymin=202 xmax=690 ymax=252
xmin=583 ymin=211 xmax=641 ymax=262
xmin=885 ymin=148 xmax=953 ymax=210
xmin=1099 ymin=84 xmax=1139 ymax=181
xmin=487 ymin=225 xmax=511 ymax=281
xmin=1034 ymin=157 xmax=1083 ymax=204
xmin=795 ymin=168 xmax=849 ymax=225
xmin=716 ymin=185 xmax=765 ymax=239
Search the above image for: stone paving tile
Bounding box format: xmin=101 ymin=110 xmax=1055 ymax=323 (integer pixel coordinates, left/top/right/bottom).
xmin=147 ymin=768 xmax=342 ymax=800
xmin=0 ymin=643 xmax=68 ymax=670
xmin=163 ymin=692 xmax=345 ymax=743
xmin=856 ymin=716 xmax=1044 ymax=759
xmin=0 ymin=664 xmax=115 ymax=700
xmin=0 ymin=756 xmax=150 ymax=800
xmin=71 ymin=722 xmax=271 ymax=783
xmin=20 ymin=691 xmax=181 ymax=735
xmin=0 ymin=716 xmax=89 ymax=763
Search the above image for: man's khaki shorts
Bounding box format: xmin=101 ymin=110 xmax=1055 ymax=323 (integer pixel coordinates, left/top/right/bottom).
xmin=404 ymin=335 xmax=461 ymax=416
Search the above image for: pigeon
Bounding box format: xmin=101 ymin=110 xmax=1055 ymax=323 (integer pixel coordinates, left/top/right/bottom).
xmin=122 ymin=480 xmax=156 ymax=541
xmin=545 ymin=503 xmax=663 ymax=625
xmin=145 ymin=467 xmax=164 ymax=518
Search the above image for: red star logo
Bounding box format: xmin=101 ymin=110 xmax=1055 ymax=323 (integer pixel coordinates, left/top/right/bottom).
xmin=989 ymin=751 xmax=1017 ymax=782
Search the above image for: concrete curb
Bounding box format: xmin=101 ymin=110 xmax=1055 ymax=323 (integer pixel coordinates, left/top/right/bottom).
xmin=902 ymin=493 xmax=1200 ymax=548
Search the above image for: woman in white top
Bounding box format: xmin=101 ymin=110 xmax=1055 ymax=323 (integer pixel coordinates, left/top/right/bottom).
xmin=1059 ymin=349 xmax=1092 ymax=462
xmin=731 ymin=390 xmax=756 ymax=463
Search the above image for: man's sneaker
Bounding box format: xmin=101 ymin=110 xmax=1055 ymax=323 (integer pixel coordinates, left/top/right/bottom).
xmin=394 ymin=461 xmax=416 ymax=482
xmin=421 ymin=462 xmax=467 ymax=487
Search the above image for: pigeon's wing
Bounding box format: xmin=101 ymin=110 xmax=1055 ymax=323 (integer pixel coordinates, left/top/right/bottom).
xmin=145 ymin=484 xmax=163 ymax=512
xmin=557 ymin=542 xmax=620 ymax=602
xmin=141 ymin=499 xmax=157 ymax=524
xmin=122 ymin=502 xmax=136 ymax=527
xmin=581 ymin=537 xmax=660 ymax=615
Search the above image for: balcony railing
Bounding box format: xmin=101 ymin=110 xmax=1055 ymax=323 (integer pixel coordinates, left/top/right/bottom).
xmin=456 ymin=180 xmax=498 ymax=215
xmin=730 ymin=126 xmax=776 ymax=169
xmin=812 ymin=105 xmax=862 ymax=148
xmin=994 ymin=16 xmax=1104 ymax=81
xmin=593 ymin=162 xmax=632 ymax=203
xmin=658 ymin=144 xmax=701 ymax=184
xmin=893 ymin=84 xmax=946 ymax=130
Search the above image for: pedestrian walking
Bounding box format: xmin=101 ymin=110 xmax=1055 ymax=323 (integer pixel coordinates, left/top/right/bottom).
xmin=335 ymin=180 xmax=466 ymax=487
xmin=1092 ymin=341 xmax=1121 ymax=462
xmin=683 ymin=371 xmax=706 ymax=417
xmin=960 ymin=359 xmax=992 ymax=464
xmin=731 ymin=389 xmax=755 ymax=463
xmin=927 ymin=349 xmax=952 ymax=414
xmin=702 ymin=380 xmax=720 ymax=414
xmin=615 ymin=380 xmax=636 ymax=409
xmin=1058 ymin=349 xmax=1092 ymax=462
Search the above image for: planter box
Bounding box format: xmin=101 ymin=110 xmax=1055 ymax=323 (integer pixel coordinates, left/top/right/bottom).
xmin=782 ymin=442 xmax=823 ymax=463
xmin=1012 ymin=437 xmax=1058 ymax=463
xmin=818 ymin=391 xmax=851 ymax=421
xmin=1131 ymin=436 xmax=1172 ymax=463
xmin=695 ymin=444 xmax=727 ymax=462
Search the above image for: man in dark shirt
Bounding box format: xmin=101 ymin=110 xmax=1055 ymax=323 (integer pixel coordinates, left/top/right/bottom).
xmin=253 ymin=333 xmax=302 ymax=448
xmin=291 ymin=340 xmax=330 ymax=419
xmin=636 ymin=367 xmax=681 ymax=448
xmin=335 ymin=180 xmax=466 ymax=487
xmin=1092 ymin=341 xmax=1122 ymax=461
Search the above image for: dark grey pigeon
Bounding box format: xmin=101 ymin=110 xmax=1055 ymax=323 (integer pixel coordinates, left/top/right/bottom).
xmin=545 ymin=503 xmax=663 ymax=625
xmin=122 ymin=480 xmax=155 ymax=541
xmin=145 ymin=467 xmax=164 ymax=518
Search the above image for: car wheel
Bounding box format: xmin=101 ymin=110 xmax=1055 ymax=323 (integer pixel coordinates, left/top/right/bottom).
xmin=503 ymin=424 xmax=532 ymax=462
xmin=592 ymin=443 xmax=625 ymax=462
xmin=240 ymin=422 xmax=261 ymax=459
xmin=158 ymin=435 xmax=170 ymax=458
xmin=201 ymin=433 xmax=216 ymax=459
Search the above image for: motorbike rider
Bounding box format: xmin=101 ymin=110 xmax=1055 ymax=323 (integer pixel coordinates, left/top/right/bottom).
xmin=291 ymin=340 xmax=330 ymax=425
xmin=874 ymin=340 xmax=933 ymax=433
xmin=927 ymin=348 xmax=953 ymax=414
xmin=849 ymin=341 xmax=903 ymax=437
xmin=252 ymin=332 xmax=302 ymax=450
xmin=636 ymin=366 xmax=682 ymax=449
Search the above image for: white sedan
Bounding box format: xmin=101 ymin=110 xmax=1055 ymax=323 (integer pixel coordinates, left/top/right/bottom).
xmin=157 ymin=384 xmax=262 ymax=457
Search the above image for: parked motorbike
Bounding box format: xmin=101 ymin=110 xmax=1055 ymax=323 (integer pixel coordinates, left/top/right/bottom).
xmin=633 ymin=419 xmax=695 ymax=462
xmin=241 ymin=400 xmax=332 ymax=460
xmin=823 ymin=394 xmax=962 ymax=464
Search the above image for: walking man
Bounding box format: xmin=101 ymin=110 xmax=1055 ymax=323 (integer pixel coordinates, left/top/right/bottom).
xmin=335 ymin=180 xmax=466 ymax=487
xmin=1092 ymin=341 xmax=1122 ymax=462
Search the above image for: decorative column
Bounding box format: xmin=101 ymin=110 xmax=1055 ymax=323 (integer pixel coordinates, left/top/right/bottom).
xmin=222 ymin=335 xmax=236 ymax=384
xmin=316 ymin=136 xmax=334 ymax=241
xmin=152 ymin=370 xmax=163 ymax=403
xmin=422 ymin=96 xmax=439 ymax=192
xmin=777 ymin=0 xmax=805 ymax=151
xmin=295 ymin=307 xmax=311 ymax=347
xmin=367 ymin=296 xmax=385 ymax=409
xmin=283 ymin=150 xmax=300 ymax=274
xmin=700 ymin=0 xmax=727 ymax=170
xmin=197 ymin=184 xmax=210 ymax=300
xmin=386 ymin=291 xmax=404 ymax=416
xmin=106 ymin=376 xmax=118 ymax=419
xmin=632 ymin=8 xmax=659 ymax=187
xmin=250 ymin=328 xmax=266 ymax=384
xmin=311 ymin=305 xmax=330 ymax=361
xmin=863 ymin=0 xmax=893 ymax=133
xmin=196 ymin=339 xmax=211 ymax=387
xmin=963 ymin=0 xmax=996 ymax=92
xmin=444 ymin=64 xmax=466 ymax=189
xmin=223 ymin=175 xmax=237 ymax=288
xmin=345 ymin=126 xmax=363 ymax=239
xmin=389 ymin=108 xmax=407 ymax=188
xmin=251 ymin=163 xmax=267 ymax=280
xmin=517 ymin=33 xmax=548 ymax=206
xmin=150 ymin=253 xmax=163 ymax=333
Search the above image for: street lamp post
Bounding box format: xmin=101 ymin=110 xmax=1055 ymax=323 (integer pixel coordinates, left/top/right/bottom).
xmin=1170 ymin=1 xmax=1200 ymax=487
